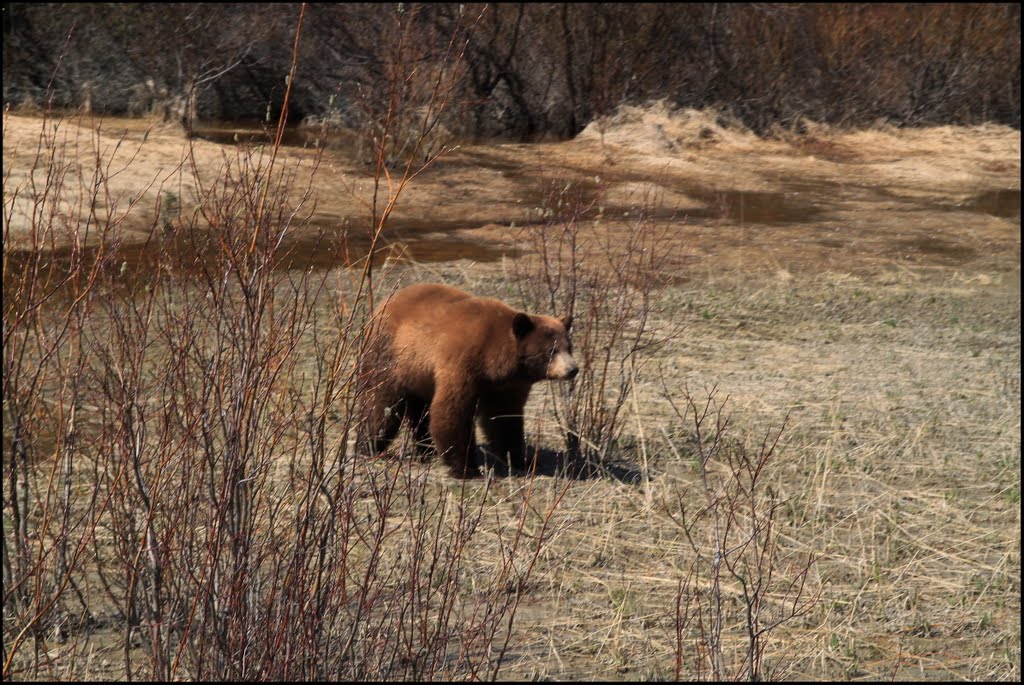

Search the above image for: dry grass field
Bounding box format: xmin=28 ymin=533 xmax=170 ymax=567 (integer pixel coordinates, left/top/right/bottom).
xmin=3 ymin=104 xmax=1019 ymax=681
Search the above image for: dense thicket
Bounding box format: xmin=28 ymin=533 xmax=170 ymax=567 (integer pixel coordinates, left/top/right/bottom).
xmin=3 ymin=3 xmax=1020 ymax=137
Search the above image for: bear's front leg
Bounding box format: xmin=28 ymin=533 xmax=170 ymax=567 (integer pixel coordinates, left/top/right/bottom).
xmin=429 ymin=384 xmax=481 ymax=479
xmin=479 ymin=385 xmax=532 ymax=469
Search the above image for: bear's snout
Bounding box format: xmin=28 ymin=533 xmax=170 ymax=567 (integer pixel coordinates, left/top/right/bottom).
xmin=548 ymin=350 xmax=579 ymax=380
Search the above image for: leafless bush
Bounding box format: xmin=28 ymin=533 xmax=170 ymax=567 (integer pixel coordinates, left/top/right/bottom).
xmin=663 ymin=388 xmax=818 ymax=681
xmin=2 ymin=99 xmax=158 ymax=676
xmin=3 ymin=10 xmax=556 ymax=681
xmin=508 ymin=181 xmax=677 ymax=473
xmin=6 ymin=5 xmax=1018 ymax=137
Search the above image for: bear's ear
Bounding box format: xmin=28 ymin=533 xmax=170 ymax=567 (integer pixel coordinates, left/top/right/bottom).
xmin=513 ymin=312 xmax=534 ymax=339
xmin=560 ymin=315 xmax=573 ymax=333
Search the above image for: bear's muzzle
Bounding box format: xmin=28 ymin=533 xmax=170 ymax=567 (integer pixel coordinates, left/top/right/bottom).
xmin=548 ymin=351 xmax=579 ymax=380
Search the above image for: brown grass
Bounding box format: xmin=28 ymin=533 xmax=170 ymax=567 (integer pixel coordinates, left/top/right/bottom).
xmin=3 ymin=95 xmax=1020 ymax=682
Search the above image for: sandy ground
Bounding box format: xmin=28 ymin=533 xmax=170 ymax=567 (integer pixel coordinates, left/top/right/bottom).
xmin=5 ymin=104 xmax=1018 ymax=275
xmin=3 ymin=104 xmax=1020 ymax=680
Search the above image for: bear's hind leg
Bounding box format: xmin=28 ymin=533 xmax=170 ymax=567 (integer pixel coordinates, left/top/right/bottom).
xmin=359 ymin=384 xmax=405 ymax=457
xmin=405 ymin=396 xmax=433 ymax=461
xmin=429 ymin=384 xmax=480 ymax=479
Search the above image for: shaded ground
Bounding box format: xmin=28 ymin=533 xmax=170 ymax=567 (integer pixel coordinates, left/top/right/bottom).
xmin=3 ymin=105 xmax=1020 ymax=680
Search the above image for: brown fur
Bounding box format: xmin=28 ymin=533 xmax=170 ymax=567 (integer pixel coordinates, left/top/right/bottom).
xmin=358 ymin=283 xmax=578 ymax=478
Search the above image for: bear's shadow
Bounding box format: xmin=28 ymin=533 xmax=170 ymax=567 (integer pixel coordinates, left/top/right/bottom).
xmin=477 ymin=446 xmax=645 ymax=484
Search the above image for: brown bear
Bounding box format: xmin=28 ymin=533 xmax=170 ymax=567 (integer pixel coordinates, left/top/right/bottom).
xmin=358 ymin=283 xmax=578 ymax=478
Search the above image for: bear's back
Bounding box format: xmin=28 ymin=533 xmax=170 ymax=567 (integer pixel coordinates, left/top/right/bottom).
xmin=374 ymin=284 xmax=517 ymax=377
xmin=379 ymin=284 xmax=515 ymax=333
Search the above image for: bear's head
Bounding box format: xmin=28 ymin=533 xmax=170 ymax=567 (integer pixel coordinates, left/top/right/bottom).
xmin=513 ymin=312 xmax=579 ymax=382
